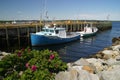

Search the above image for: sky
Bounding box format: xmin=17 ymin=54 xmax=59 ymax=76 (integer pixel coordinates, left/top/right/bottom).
xmin=0 ymin=0 xmax=120 ymax=20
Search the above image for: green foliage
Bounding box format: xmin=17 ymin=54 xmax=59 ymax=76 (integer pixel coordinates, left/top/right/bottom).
xmin=0 ymin=48 xmax=67 ymax=80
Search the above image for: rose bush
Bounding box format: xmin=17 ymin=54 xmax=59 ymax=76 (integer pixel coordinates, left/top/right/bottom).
xmin=0 ymin=48 xmax=67 ymax=80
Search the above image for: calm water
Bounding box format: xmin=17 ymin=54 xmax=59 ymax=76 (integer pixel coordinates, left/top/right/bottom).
xmin=32 ymin=21 xmax=120 ymax=62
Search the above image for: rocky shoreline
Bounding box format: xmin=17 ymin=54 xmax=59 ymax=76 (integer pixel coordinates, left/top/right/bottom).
xmin=0 ymin=37 xmax=120 ymax=80
xmin=55 ymin=37 xmax=120 ymax=80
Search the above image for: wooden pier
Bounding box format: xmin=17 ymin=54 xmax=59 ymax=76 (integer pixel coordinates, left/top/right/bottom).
xmin=0 ymin=20 xmax=112 ymax=51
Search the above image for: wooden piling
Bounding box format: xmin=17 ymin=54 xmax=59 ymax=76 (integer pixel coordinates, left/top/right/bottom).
xmin=17 ymin=26 xmax=20 ymax=48
xmin=5 ymin=27 xmax=9 ymax=49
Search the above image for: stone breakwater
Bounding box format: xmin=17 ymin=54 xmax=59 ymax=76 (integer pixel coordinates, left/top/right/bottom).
xmin=55 ymin=37 xmax=120 ymax=80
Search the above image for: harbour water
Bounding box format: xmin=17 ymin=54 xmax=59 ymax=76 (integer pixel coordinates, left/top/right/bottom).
xmin=32 ymin=21 xmax=120 ymax=62
xmin=0 ymin=21 xmax=119 ymax=62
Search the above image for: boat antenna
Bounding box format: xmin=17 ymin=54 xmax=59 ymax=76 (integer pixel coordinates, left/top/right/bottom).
xmin=43 ymin=0 xmax=49 ymax=25
xmin=106 ymin=14 xmax=110 ymax=21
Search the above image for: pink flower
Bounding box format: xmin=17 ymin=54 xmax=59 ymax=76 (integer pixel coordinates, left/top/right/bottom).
xmin=31 ymin=65 xmax=37 ymax=71
xmin=17 ymin=51 xmax=22 ymax=57
xmin=25 ymin=63 xmax=29 ymax=68
xmin=50 ymin=54 xmax=55 ymax=60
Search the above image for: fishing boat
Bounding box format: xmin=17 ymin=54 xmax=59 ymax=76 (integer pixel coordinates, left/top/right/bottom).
xmin=77 ymin=24 xmax=98 ymax=37
xmin=30 ymin=24 xmax=80 ymax=46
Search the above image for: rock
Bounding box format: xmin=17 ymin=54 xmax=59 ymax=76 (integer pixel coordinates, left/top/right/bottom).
xmin=73 ymin=58 xmax=90 ymax=66
xmin=111 ymin=45 xmax=120 ymax=52
xmin=72 ymin=66 xmax=83 ymax=71
xmin=99 ymin=67 xmax=120 ymax=80
xmin=102 ymin=50 xmax=119 ymax=59
xmin=82 ymin=65 xmax=94 ymax=73
xmin=77 ymin=70 xmax=99 ymax=80
xmin=106 ymin=58 xmax=117 ymax=65
xmin=112 ymin=37 xmax=120 ymax=45
xmin=86 ymin=58 xmax=108 ymax=73
xmin=55 ymin=69 xmax=99 ymax=80
xmin=116 ymin=55 xmax=120 ymax=61
xmin=93 ymin=51 xmax=104 ymax=59
xmin=55 ymin=70 xmax=78 ymax=80
xmin=67 ymin=63 xmax=72 ymax=70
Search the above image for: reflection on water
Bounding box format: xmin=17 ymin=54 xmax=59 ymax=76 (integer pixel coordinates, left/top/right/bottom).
xmin=1 ymin=22 xmax=120 ymax=63
xmin=32 ymin=36 xmax=97 ymax=62
xmin=32 ymin=23 xmax=119 ymax=62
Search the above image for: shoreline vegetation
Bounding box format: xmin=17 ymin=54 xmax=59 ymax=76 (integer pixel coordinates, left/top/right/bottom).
xmin=0 ymin=37 xmax=120 ymax=80
xmin=0 ymin=48 xmax=67 ymax=80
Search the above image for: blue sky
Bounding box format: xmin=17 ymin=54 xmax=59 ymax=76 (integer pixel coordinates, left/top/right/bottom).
xmin=0 ymin=0 xmax=120 ymax=20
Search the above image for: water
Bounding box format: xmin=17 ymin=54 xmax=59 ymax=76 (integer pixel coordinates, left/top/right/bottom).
xmin=0 ymin=22 xmax=120 ymax=62
xmin=32 ymin=21 xmax=120 ymax=62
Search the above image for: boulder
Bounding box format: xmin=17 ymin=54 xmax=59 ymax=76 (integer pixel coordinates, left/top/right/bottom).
xmin=111 ymin=45 xmax=120 ymax=52
xmin=86 ymin=58 xmax=108 ymax=73
xmin=102 ymin=50 xmax=119 ymax=59
xmin=55 ymin=69 xmax=99 ymax=80
xmin=55 ymin=70 xmax=78 ymax=80
xmin=99 ymin=67 xmax=120 ymax=80
xmin=73 ymin=58 xmax=90 ymax=66
xmin=82 ymin=65 xmax=94 ymax=73
xmin=112 ymin=37 xmax=120 ymax=45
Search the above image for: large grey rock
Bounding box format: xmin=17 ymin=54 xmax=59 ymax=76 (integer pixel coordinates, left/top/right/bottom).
xmin=99 ymin=67 xmax=120 ymax=80
xmin=55 ymin=69 xmax=99 ymax=80
xmin=55 ymin=70 xmax=78 ymax=80
xmin=112 ymin=45 xmax=120 ymax=52
xmin=106 ymin=58 xmax=117 ymax=65
xmin=112 ymin=37 xmax=120 ymax=45
xmin=73 ymin=58 xmax=90 ymax=66
xmin=86 ymin=58 xmax=108 ymax=73
xmin=67 ymin=58 xmax=90 ymax=71
xmin=102 ymin=50 xmax=119 ymax=59
xmin=77 ymin=70 xmax=99 ymax=80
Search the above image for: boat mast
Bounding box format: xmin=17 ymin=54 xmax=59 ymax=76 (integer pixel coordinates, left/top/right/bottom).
xmin=43 ymin=0 xmax=48 ymax=26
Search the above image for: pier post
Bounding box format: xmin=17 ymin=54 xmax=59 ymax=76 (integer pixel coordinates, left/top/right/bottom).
xmin=17 ymin=26 xmax=20 ymax=48
xmin=36 ymin=24 xmax=38 ymax=32
xmin=5 ymin=27 xmax=9 ymax=49
xmin=66 ymin=24 xmax=68 ymax=32
xmin=27 ymin=26 xmax=30 ymax=45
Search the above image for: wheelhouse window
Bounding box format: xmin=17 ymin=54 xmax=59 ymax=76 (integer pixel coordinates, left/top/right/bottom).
xmin=55 ymin=30 xmax=59 ymax=34
xmin=50 ymin=30 xmax=54 ymax=33
xmin=42 ymin=29 xmax=49 ymax=32
xmin=45 ymin=29 xmax=49 ymax=32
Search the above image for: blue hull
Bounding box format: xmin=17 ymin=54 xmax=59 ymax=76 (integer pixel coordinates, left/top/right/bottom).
xmin=30 ymin=34 xmax=80 ymax=46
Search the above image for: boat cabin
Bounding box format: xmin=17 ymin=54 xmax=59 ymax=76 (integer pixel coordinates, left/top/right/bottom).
xmin=36 ymin=24 xmax=67 ymax=38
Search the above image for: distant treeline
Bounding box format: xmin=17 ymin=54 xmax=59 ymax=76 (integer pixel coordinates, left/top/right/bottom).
xmin=0 ymin=21 xmax=12 ymax=24
xmin=0 ymin=20 xmax=115 ymax=24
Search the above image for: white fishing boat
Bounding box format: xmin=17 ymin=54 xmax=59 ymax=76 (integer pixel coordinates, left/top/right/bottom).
xmin=77 ymin=24 xmax=98 ymax=37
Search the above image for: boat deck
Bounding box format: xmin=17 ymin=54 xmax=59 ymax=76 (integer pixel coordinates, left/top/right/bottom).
xmin=66 ymin=32 xmax=79 ymax=38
